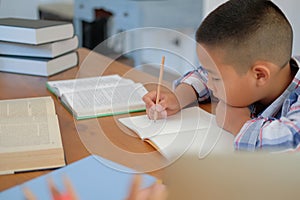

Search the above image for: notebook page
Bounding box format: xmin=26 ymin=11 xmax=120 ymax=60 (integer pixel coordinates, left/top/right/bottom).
xmin=118 ymin=107 xmax=212 ymax=140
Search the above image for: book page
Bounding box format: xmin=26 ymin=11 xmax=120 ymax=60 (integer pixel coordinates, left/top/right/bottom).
xmin=118 ymin=107 xmax=212 ymax=140
xmin=0 ymin=96 xmax=62 ymax=153
xmin=47 ymin=74 xmax=134 ymax=96
xmin=0 ymin=96 xmax=55 ymax=117
xmin=0 ymin=115 xmax=62 ymax=153
xmin=62 ymin=83 xmax=148 ymax=118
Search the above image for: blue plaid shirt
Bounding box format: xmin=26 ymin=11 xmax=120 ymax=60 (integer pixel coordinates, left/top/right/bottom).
xmin=174 ymin=57 xmax=300 ymax=151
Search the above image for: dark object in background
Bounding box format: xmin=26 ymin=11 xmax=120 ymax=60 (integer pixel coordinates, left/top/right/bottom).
xmin=39 ymin=5 xmax=112 ymax=50
xmin=82 ymin=9 xmax=112 ymax=50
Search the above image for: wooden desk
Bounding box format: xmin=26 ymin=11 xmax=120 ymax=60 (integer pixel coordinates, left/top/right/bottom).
xmin=0 ymin=48 xmax=211 ymax=191
xmin=0 ymin=48 xmax=192 ymax=191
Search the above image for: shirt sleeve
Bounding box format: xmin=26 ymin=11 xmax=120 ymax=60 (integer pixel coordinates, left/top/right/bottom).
xmin=173 ymin=66 xmax=210 ymax=102
xmin=234 ymin=95 xmax=300 ymax=151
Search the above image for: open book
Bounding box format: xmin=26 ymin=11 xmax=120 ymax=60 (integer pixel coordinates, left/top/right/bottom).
xmin=0 ymin=96 xmax=65 ymax=175
xmin=0 ymin=18 xmax=74 ymax=45
xmin=46 ymin=75 xmax=148 ymax=120
xmin=118 ymin=107 xmax=234 ymax=159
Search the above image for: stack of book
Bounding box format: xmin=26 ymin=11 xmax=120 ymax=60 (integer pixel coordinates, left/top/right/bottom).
xmin=0 ymin=18 xmax=79 ymax=76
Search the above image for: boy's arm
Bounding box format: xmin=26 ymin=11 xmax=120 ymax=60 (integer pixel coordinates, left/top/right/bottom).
xmin=173 ymin=83 xmax=198 ymax=109
xmin=234 ymin=97 xmax=300 ymax=151
xmin=173 ymin=66 xmax=211 ymax=105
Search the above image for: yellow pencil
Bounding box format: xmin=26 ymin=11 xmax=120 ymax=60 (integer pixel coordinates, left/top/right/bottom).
xmin=154 ymin=56 xmax=165 ymax=122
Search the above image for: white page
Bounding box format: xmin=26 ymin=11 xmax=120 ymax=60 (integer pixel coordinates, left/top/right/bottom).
xmin=62 ymin=83 xmax=148 ymax=117
xmin=148 ymin=129 xmax=204 ymax=159
xmin=0 ymin=96 xmax=55 ymax=118
xmin=47 ymin=74 xmax=134 ymax=96
xmin=0 ymin=115 xmax=62 ymax=153
xmin=118 ymin=107 xmax=213 ymax=139
xmin=144 ymin=118 xmax=234 ymax=160
xmin=0 ymin=97 xmax=62 ymax=153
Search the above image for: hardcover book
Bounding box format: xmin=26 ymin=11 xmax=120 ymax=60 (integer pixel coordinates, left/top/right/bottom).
xmin=0 ymin=51 xmax=78 ymax=76
xmin=0 ymin=36 xmax=78 ymax=58
xmin=0 ymin=18 xmax=74 ymax=45
xmin=0 ymin=96 xmax=65 ymax=175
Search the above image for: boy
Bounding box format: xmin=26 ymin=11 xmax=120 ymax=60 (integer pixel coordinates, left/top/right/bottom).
xmin=143 ymin=0 xmax=300 ymax=151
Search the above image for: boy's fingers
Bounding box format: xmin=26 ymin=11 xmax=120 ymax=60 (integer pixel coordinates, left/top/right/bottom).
xmin=154 ymin=104 xmax=165 ymax=112
xmin=143 ymin=96 xmax=156 ymax=107
xmin=148 ymin=183 xmax=168 ymax=200
xmin=148 ymin=105 xmax=167 ymax=120
xmin=157 ymin=99 xmax=167 ymax=110
xmin=62 ymin=176 xmax=78 ymax=200
xmin=47 ymin=178 xmax=61 ymax=199
xmin=135 ymin=182 xmax=168 ymax=200
xmin=143 ymin=92 xmax=157 ymax=104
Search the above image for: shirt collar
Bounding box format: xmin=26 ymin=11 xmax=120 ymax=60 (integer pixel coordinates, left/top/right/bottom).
xmin=287 ymin=57 xmax=300 ymax=92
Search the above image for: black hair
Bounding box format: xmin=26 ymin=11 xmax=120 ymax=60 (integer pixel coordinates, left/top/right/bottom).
xmin=196 ymin=0 xmax=293 ymax=73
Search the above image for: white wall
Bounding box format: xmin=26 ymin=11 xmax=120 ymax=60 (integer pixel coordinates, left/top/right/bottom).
xmin=203 ymin=0 xmax=300 ymax=55
xmin=1 ymin=0 xmax=299 ymax=55
xmin=0 ymin=0 xmax=73 ymax=19
xmin=203 ymin=0 xmax=227 ymax=17
xmin=272 ymin=0 xmax=300 ymax=55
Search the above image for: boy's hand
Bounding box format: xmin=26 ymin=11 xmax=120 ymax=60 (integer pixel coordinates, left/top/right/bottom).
xmin=215 ymin=101 xmax=251 ymax=136
xmin=142 ymin=91 xmax=180 ymax=120
xmin=23 ymin=175 xmax=167 ymax=200
xmin=23 ymin=176 xmax=77 ymax=200
xmin=126 ymin=175 xmax=168 ymax=200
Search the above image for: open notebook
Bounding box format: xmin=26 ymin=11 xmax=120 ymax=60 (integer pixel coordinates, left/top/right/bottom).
xmin=118 ymin=107 xmax=234 ymax=159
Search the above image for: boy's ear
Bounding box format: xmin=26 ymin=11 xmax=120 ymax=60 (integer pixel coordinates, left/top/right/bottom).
xmin=251 ymin=64 xmax=271 ymax=86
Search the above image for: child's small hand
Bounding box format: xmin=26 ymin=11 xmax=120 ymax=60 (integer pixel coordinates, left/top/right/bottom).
xmin=23 ymin=176 xmax=77 ymax=200
xmin=23 ymin=175 xmax=167 ymax=200
xmin=142 ymin=90 xmax=180 ymax=120
xmin=126 ymin=175 xmax=168 ymax=200
xmin=148 ymin=104 xmax=167 ymax=120
xmin=215 ymin=101 xmax=251 ymax=135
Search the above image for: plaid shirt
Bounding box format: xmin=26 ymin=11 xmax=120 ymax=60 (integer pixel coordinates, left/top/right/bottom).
xmin=174 ymin=57 xmax=300 ymax=151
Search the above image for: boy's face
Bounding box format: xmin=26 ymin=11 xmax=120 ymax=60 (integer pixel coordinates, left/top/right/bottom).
xmin=197 ymin=44 xmax=256 ymax=107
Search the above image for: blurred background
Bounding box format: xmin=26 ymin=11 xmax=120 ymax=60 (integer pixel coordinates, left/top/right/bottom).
xmin=1 ymin=0 xmax=299 ymax=81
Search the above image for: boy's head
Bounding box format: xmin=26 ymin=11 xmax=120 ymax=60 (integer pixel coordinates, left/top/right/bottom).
xmin=196 ymin=0 xmax=293 ymax=73
xmin=195 ymin=0 xmax=294 ymax=107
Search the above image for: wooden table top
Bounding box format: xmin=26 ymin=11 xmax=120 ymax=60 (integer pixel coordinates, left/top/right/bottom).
xmin=0 ymin=48 xmax=211 ymax=191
